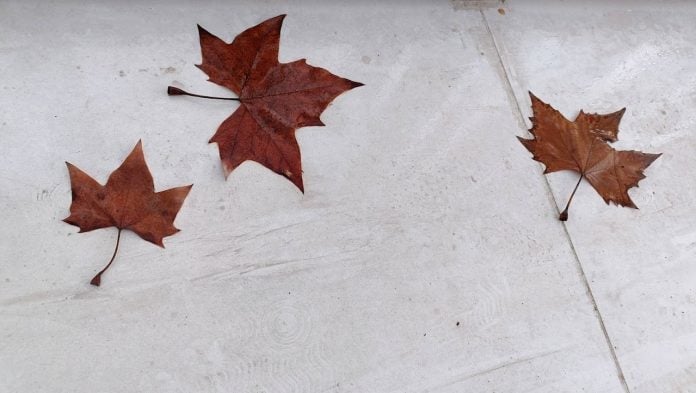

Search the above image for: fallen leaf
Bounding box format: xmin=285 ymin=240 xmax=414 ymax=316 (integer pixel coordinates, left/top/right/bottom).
xmin=168 ymin=15 xmax=363 ymax=192
xmin=576 ymin=106 xmax=626 ymax=143
xmin=64 ymin=141 xmax=192 ymax=286
xmin=518 ymin=93 xmax=661 ymax=221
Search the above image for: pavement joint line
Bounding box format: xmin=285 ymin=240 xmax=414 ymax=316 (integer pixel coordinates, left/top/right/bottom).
xmin=479 ymin=9 xmax=631 ymax=393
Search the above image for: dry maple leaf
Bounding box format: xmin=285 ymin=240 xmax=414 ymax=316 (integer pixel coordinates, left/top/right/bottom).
xmin=168 ymin=14 xmax=363 ymax=192
xmin=518 ymin=93 xmax=661 ymax=221
xmin=64 ymin=141 xmax=192 ymax=286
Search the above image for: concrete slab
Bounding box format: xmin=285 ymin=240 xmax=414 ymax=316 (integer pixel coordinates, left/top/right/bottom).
xmin=485 ymin=1 xmax=696 ymax=391
xmin=1 ymin=0 xmax=681 ymax=392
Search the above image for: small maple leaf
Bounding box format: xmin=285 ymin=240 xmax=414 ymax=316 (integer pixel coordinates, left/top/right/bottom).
xmin=168 ymin=14 xmax=363 ymax=192
xmin=64 ymin=141 xmax=192 ymax=286
xmin=518 ymin=93 xmax=661 ymax=221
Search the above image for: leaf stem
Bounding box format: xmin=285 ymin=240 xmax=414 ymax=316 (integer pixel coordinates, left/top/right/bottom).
xmin=167 ymin=86 xmax=239 ymax=101
xmin=559 ymin=174 xmax=583 ymax=221
xmin=91 ymin=229 xmax=122 ymax=287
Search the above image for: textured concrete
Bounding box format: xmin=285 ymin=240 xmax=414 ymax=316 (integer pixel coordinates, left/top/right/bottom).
xmin=485 ymin=2 xmax=696 ymax=392
xmin=0 ymin=1 xmax=692 ymax=392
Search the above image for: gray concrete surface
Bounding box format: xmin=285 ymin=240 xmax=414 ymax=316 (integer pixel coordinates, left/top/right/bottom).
xmin=0 ymin=1 xmax=693 ymax=392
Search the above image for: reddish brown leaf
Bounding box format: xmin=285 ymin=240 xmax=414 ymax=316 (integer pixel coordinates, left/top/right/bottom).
xmin=518 ymin=93 xmax=661 ymax=221
xmin=576 ymin=107 xmax=625 ymax=143
xmin=64 ymin=141 xmax=192 ymax=285
xmin=169 ymin=15 xmax=362 ymax=192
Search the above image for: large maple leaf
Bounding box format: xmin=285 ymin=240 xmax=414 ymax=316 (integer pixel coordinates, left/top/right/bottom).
xmin=169 ymin=15 xmax=363 ymax=192
xmin=518 ymin=93 xmax=661 ymax=221
xmin=64 ymin=141 xmax=192 ymax=286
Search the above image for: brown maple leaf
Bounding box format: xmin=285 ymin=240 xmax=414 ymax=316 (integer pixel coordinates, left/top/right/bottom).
xmin=168 ymin=14 xmax=363 ymax=192
xmin=64 ymin=141 xmax=192 ymax=286
xmin=518 ymin=93 xmax=661 ymax=221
